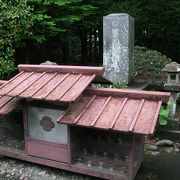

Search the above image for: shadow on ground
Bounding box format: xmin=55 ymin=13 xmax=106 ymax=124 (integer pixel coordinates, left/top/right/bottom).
xmin=135 ymin=152 xmax=180 ymax=180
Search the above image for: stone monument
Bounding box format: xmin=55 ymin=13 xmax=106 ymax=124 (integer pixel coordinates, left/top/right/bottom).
xmin=103 ymin=13 xmax=134 ymax=84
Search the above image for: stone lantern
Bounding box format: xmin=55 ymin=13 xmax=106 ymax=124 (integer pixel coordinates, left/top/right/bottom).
xmin=162 ymin=62 xmax=180 ymax=88
xmin=162 ymin=62 xmax=180 ymax=119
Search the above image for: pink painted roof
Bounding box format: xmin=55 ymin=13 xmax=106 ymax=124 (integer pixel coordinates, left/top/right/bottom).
xmin=58 ymin=88 xmax=170 ymax=135
xmin=0 ymin=81 xmax=21 ymax=115
xmin=0 ymin=96 xmax=20 ymax=115
xmin=0 ymin=64 xmax=110 ymax=102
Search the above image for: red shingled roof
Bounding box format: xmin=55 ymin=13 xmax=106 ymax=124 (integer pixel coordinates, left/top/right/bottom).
xmin=0 ymin=64 xmax=110 ymax=102
xmin=58 ymin=87 xmax=170 ymax=135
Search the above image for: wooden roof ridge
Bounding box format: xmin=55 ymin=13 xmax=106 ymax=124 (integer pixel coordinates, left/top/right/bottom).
xmin=18 ymin=64 xmax=105 ymax=75
xmin=84 ymin=87 xmax=171 ymax=103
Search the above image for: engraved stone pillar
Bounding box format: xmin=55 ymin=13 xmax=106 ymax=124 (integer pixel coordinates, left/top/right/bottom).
xmin=103 ymin=13 xmax=134 ymax=84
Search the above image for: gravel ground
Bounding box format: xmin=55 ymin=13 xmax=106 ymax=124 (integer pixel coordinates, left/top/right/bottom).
xmin=0 ymin=157 xmax=100 ymax=180
xmin=0 ymin=137 xmax=180 ymax=180
xmin=1 ymin=151 xmax=180 ymax=180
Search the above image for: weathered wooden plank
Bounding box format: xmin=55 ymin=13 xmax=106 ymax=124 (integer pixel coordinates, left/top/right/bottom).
xmin=73 ymin=95 xmax=96 ymax=124
xmin=0 ymin=72 xmax=32 ymax=96
xmin=0 ymin=97 xmax=21 ymax=115
xmin=58 ymin=74 xmax=82 ymax=100
xmin=46 ymin=74 xmax=77 ymax=101
xmin=61 ymin=75 xmax=96 ymax=102
xmin=8 ymin=72 xmax=45 ymax=96
xmin=109 ymin=98 xmax=128 ymax=129
xmin=77 ymin=96 xmax=107 ymax=126
xmin=27 ymin=138 xmax=68 ymax=163
xmin=90 ymin=96 xmax=112 ymax=127
xmin=133 ymin=101 xmax=158 ymax=134
xmin=58 ymin=96 xmax=92 ymax=124
xmin=113 ymin=99 xmax=140 ymax=132
xmin=129 ymin=99 xmax=145 ymax=132
xmin=32 ymin=74 xmax=68 ymax=99
xmin=94 ymin=97 xmax=122 ymax=129
xmin=20 ymin=73 xmax=57 ymax=98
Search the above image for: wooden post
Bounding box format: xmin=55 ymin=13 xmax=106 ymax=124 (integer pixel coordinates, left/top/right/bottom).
xmin=128 ymin=134 xmax=135 ymax=180
xmin=23 ymin=105 xmax=28 ymax=156
xmin=67 ymin=125 xmax=72 ymax=164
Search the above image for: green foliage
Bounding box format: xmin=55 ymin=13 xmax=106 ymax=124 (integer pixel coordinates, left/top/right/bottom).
xmin=20 ymin=0 xmax=179 ymax=65
xmin=159 ymin=106 xmax=169 ymax=126
xmin=0 ymin=0 xmax=33 ymax=78
xmin=27 ymin=0 xmax=100 ymax=44
xmin=111 ymin=81 xmax=127 ymax=89
xmin=92 ymin=81 xmax=127 ymax=89
xmin=30 ymin=13 xmax=58 ymax=43
xmin=134 ymin=46 xmax=171 ymax=80
xmin=0 ymin=59 xmax=15 ymax=79
xmin=1 ymin=0 xmax=179 ymax=68
xmin=107 ymin=0 xmax=180 ymax=61
xmin=158 ymin=100 xmax=173 ymax=126
xmin=43 ymin=0 xmax=82 ymax=5
xmin=0 ymin=1 xmax=32 ymax=48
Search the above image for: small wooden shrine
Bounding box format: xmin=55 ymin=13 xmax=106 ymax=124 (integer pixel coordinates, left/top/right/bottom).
xmin=0 ymin=64 xmax=170 ymax=180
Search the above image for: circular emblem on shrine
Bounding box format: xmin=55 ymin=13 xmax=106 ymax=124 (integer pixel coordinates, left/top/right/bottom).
xmin=40 ymin=116 xmax=55 ymax=132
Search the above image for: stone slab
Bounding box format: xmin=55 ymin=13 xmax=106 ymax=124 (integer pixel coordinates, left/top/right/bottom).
xmin=103 ymin=13 xmax=134 ymax=84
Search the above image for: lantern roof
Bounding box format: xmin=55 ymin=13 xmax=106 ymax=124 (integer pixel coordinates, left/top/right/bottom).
xmin=162 ymin=62 xmax=180 ymax=73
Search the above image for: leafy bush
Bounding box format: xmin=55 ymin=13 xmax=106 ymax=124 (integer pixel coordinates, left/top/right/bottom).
xmin=159 ymin=106 xmax=169 ymax=126
xmin=0 ymin=59 xmax=15 ymax=79
xmin=110 ymin=81 xmax=127 ymax=89
xmin=0 ymin=1 xmax=33 ymax=79
xmin=134 ymin=46 xmax=171 ymax=81
xmin=0 ymin=1 xmax=32 ymax=45
xmin=92 ymin=81 xmax=127 ymax=89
